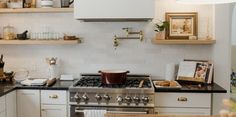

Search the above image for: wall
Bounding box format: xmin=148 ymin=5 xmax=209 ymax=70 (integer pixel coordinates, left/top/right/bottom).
xmin=0 ymin=0 xmax=214 ymax=79
xmin=232 ymin=46 xmax=236 ymax=71
xmin=212 ymin=4 xmax=234 ymax=115
xmin=232 ymin=5 xmax=236 ymax=71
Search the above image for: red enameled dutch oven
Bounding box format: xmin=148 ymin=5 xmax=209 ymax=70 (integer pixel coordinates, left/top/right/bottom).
xmin=98 ymin=70 xmax=130 ymax=84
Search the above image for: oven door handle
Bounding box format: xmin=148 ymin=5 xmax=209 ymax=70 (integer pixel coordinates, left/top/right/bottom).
xmin=107 ymin=111 xmax=147 ymax=114
xmin=75 ymin=110 xmax=147 ymax=114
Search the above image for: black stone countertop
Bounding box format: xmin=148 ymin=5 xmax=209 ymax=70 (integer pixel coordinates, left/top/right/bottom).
xmin=0 ymin=80 xmax=227 ymax=97
xmin=154 ymin=81 xmax=227 ymax=93
xmin=0 ymin=80 xmax=75 ymax=97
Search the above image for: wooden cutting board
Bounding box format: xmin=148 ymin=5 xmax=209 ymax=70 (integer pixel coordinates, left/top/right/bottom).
xmin=104 ymin=114 xmax=218 ymax=117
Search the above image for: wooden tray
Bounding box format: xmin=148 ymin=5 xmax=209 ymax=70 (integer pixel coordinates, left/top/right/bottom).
xmin=153 ymin=81 xmax=182 ymax=89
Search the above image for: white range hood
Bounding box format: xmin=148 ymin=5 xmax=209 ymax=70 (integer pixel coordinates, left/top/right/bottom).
xmin=74 ymin=0 xmax=154 ymax=22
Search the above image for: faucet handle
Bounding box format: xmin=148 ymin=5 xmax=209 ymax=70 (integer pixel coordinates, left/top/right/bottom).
xmin=122 ymin=27 xmax=131 ymax=37
xmin=122 ymin=27 xmax=131 ymax=30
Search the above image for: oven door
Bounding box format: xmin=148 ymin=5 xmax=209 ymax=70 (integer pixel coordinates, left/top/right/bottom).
xmin=70 ymin=105 xmax=154 ymax=117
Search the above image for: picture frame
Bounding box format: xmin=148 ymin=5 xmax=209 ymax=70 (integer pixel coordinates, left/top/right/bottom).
xmin=165 ymin=12 xmax=198 ymax=40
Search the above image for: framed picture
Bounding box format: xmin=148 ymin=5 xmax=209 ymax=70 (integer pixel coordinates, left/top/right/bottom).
xmin=165 ymin=12 xmax=198 ymax=39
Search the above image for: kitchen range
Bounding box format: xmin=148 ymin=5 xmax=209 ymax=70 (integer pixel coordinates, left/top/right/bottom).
xmin=69 ymin=73 xmax=155 ymax=117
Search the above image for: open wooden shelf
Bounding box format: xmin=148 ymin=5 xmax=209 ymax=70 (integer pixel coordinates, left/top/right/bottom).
xmin=0 ymin=8 xmax=73 ymax=13
xmin=0 ymin=40 xmax=80 ymax=45
xmin=153 ymin=39 xmax=216 ymax=45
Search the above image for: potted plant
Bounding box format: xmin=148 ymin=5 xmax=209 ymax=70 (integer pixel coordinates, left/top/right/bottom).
xmin=155 ymin=20 xmax=169 ymax=40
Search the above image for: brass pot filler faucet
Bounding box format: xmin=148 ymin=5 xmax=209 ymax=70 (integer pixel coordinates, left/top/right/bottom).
xmin=113 ymin=28 xmax=144 ymax=49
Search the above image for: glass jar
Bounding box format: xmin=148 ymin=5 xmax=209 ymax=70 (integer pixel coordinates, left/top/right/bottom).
xmin=7 ymin=0 xmax=23 ymax=8
xmin=3 ymin=25 xmax=15 ymax=40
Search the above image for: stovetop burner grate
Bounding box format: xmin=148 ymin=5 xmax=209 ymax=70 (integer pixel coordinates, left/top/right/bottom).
xmin=73 ymin=75 xmax=152 ymax=88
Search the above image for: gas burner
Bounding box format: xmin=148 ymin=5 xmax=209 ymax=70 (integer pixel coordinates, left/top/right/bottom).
xmin=73 ymin=75 xmax=152 ymax=88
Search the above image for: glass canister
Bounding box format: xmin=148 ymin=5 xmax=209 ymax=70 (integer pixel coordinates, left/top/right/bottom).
xmin=3 ymin=25 xmax=15 ymax=40
xmin=7 ymin=0 xmax=23 ymax=8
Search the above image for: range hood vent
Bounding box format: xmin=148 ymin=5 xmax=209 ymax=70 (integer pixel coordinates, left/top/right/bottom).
xmin=76 ymin=18 xmax=153 ymax=22
xmin=74 ymin=0 xmax=154 ymax=22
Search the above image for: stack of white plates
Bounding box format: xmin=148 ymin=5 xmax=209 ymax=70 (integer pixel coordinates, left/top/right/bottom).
xmin=21 ymin=79 xmax=48 ymax=86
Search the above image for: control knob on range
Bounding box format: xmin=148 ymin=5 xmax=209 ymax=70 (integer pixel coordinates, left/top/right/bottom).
xmin=142 ymin=96 xmax=149 ymax=105
xmin=133 ymin=96 xmax=141 ymax=105
xmin=74 ymin=93 xmax=81 ymax=103
xmin=125 ymin=96 xmax=132 ymax=105
xmin=82 ymin=94 xmax=89 ymax=103
xmin=95 ymin=94 xmax=102 ymax=102
xmin=116 ymin=96 xmax=123 ymax=104
xmin=103 ymin=94 xmax=111 ymax=102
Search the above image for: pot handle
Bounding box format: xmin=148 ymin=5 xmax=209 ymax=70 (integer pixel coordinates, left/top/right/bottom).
xmin=98 ymin=70 xmax=102 ymax=73
xmin=126 ymin=71 xmax=130 ymax=73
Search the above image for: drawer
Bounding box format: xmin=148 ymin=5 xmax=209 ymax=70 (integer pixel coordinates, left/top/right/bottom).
xmin=155 ymin=93 xmax=211 ymax=108
xmin=41 ymin=90 xmax=67 ymax=105
xmin=0 ymin=96 xmax=5 ymax=113
xmin=155 ymin=107 xmax=211 ymax=115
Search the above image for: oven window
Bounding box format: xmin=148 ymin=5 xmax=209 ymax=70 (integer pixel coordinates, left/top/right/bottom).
xmin=70 ymin=105 xmax=154 ymax=117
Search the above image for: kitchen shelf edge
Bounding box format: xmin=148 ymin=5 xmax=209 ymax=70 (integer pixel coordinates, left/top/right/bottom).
xmin=0 ymin=40 xmax=80 ymax=45
xmin=152 ymin=39 xmax=216 ymax=45
xmin=0 ymin=8 xmax=73 ymax=13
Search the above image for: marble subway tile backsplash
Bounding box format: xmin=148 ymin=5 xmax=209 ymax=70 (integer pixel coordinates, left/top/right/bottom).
xmin=0 ymin=0 xmax=214 ymax=79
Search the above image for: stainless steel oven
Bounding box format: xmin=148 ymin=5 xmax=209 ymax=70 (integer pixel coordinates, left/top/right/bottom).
xmin=69 ymin=74 xmax=155 ymax=117
xmin=70 ymin=105 xmax=154 ymax=117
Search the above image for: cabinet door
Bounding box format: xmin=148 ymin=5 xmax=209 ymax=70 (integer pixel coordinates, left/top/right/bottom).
xmin=41 ymin=105 xmax=67 ymax=117
xmin=6 ymin=91 xmax=16 ymax=117
xmin=17 ymin=90 xmax=40 ymax=117
xmin=0 ymin=96 xmax=6 ymax=117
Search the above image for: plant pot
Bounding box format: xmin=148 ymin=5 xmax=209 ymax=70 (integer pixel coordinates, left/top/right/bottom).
xmin=156 ymin=31 xmax=165 ymax=40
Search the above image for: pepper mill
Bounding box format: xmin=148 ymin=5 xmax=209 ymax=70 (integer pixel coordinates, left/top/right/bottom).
xmin=0 ymin=54 xmax=4 ymax=77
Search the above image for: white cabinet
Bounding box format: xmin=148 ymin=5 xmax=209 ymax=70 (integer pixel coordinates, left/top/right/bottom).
xmin=41 ymin=90 xmax=67 ymax=117
xmin=41 ymin=105 xmax=67 ymax=117
xmin=74 ymin=0 xmax=154 ymax=21
xmin=41 ymin=90 xmax=67 ymax=105
xmin=6 ymin=91 xmax=16 ymax=117
xmin=0 ymin=96 xmax=6 ymax=117
xmin=155 ymin=93 xmax=212 ymax=115
xmin=17 ymin=90 xmax=40 ymax=117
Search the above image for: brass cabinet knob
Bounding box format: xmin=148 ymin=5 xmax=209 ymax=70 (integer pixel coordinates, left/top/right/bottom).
xmin=49 ymin=95 xmax=58 ymax=99
xmin=177 ymin=97 xmax=188 ymax=102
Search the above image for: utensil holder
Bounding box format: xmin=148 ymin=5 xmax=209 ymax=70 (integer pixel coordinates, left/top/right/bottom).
xmin=0 ymin=68 xmax=4 ymax=77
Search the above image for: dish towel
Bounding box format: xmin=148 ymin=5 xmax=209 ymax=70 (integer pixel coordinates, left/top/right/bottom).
xmin=83 ymin=110 xmax=107 ymax=117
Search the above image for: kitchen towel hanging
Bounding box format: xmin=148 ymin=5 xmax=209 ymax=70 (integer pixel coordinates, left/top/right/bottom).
xmin=83 ymin=110 xmax=106 ymax=117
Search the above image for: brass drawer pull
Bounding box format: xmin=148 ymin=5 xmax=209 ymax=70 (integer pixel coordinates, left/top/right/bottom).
xmin=177 ymin=97 xmax=188 ymax=102
xmin=49 ymin=95 xmax=58 ymax=99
